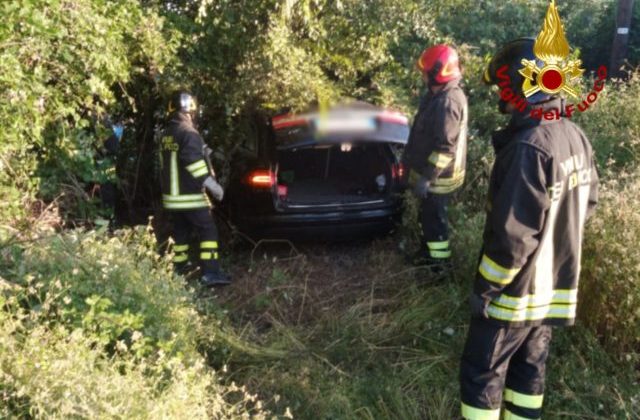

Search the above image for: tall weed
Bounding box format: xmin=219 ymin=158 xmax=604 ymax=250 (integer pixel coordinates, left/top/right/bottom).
xmin=579 ymin=171 xmax=640 ymax=360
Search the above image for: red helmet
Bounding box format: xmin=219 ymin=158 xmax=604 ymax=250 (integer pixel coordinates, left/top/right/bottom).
xmin=417 ymin=44 xmax=461 ymax=84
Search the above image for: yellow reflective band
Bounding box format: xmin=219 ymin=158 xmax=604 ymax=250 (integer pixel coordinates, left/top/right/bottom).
xmin=461 ymin=402 xmax=500 ymax=420
xmin=428 ymin=152 xmax=453 ymax=169
xmin=173 ymin=244 xmax=189 ymax=252
xmin=503 ymin=408 xmax=539 ymax=420
xmin=200 ymin=252 xmax=212 ymax=260
xmin=191 ymin=166 xmax=209 ymax=177
xmin=430 ymin=250 xmax=452 ymax=259
xmin=484 ymin=68 xmax=492 ymax=83
xmin=430 ymin=171 xmax=465 ymax=194
xmin=504 ymin=389 xmax=544 ymax=409
xmin=163 ymin=200 xmax=209 ymax=210
xmin=427 ymin=241 xmax=449 ymax=250
xmin=478 ymin=254 xmax=521 ymax=285
xmin=170 ymin=151 xmax=179 ymax=195
xmin=493 ymin=290 xmax=578 ymax=310
xmin=432 ymin=170 xmax=465 ymax=186
xmin=200 ymin=241 xmax=218 ymax=249
xmin=186 ymin=159 xmax=207 ymax=172
xmin=487 ymin=303 xmax=576 ymax=322
xmin=173 ymin=254 xmax=188 ymax=263
xmin=214 ymin=252 xmax=219 ymax=260
xmin=163 ymin=193 xmax=208 ymax=202
xmin=163 ymin=193 xmax=209 ymax=210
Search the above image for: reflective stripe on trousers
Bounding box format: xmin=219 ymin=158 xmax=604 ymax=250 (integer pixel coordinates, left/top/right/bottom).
xmin=460 ymin=318 xmax=550 ymax=420
xmin=170 ymin=209 xmax=220 ymax=275
xmin=173 ymin=243 xmax=189 ymax=263
xmin=427 ymin=240 xmax=451 ymax=259
xmin=421 ymin=194 xmax=450 ymax=259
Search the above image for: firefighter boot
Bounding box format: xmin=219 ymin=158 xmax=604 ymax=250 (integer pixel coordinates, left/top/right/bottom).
xmin=175 ymin=261 xmax=198 ymax=277
xmin=200 ymin=270 xmax=231 ymax=287
xmin=407 ymin=248 xmax=432 ymax=266
xmin=407 ymin=247 xmax=452 ymax=271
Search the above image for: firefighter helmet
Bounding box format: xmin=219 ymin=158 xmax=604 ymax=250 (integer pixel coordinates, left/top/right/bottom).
xmin=417 ymin=44 xmax=462 ymax=85
xmin=168 ymin=90 xmax=198 ymax=116
xmin=484 ymin=38 xmax=550 ymax=105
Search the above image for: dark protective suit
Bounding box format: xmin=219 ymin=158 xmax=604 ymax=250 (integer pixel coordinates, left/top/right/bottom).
xmin=402 ymin=80 xmax=468 ymax=261
xmin=460 ymin=98 xmax=599 ymax=420
xmin=159 ymin=112 xmax=220 ymax=274
xmin=97 ymin=132 xmax=120 ymax=211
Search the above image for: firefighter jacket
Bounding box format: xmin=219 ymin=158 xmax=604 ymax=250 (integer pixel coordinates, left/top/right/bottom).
xmin=402 ymin=80 xmax=468 ymax=194
xmin=475 ymin=98 xmax=598 ymax=327
xmin=159 ymin=112 xmax=211 ymax=211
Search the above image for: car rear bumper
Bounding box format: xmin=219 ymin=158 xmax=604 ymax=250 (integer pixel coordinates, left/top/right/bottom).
xmin=238 ymin=204 xmax=402 ymax=239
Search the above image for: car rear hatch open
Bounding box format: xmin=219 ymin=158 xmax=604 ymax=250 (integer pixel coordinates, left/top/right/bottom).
xmin=271 ymin=102 xmax=409 ymax=211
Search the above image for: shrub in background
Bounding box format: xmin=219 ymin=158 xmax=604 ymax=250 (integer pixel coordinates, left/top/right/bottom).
xmin=0 ymin=0 xmax=179 ymax=232
xmin=574 ymin=72 xmax=640 ymax=174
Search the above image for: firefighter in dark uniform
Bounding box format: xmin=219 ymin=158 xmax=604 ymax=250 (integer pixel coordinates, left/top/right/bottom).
xmin=402 ymin=44 xmax=468 ymax=268
xmin=159 ymin=90 xmax=230 ymax=287
xmin=96 ymin=122 xmax=122 ymax=213
xmin=459 ymin=38 xmax=599 ymax=419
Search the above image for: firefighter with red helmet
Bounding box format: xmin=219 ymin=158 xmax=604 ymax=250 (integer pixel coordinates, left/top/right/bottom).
xmin=459 ymin=38 xmax=599 ymax=419
xmin=402 ymin=44 xmax=468 ymax=268
xmin=159 ymin=90 xmax=230 ymax=287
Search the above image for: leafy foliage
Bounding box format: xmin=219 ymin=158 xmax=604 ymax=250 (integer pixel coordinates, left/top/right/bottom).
xmin=0 ymin=227 xmax=275 ymax=418
xmin=0 ymin=0 xmax=179 ymax=232
xmin=574 ymin=72 xmax=640 ymax=175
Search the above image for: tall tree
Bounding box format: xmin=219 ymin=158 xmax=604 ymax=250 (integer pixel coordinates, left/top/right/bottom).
xmin=610 ymin=0 xmax=635 ymax=76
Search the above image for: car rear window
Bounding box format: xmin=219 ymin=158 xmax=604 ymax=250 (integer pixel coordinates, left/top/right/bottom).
xmin=272 ymin=106 xmax=409 ymax=149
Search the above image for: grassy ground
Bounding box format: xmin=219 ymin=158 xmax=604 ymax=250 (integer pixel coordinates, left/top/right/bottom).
xmin=2 ymin=193 xmax=638 ymax=419
xmin=202 ymin=206 xmax=640 ymax=419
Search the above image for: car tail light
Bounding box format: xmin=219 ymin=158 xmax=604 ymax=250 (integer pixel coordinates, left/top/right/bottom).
xmin=392 ymin=163 xmax=405 ymax=179
xmin=247 ymin=169 xmax=276 ymax=188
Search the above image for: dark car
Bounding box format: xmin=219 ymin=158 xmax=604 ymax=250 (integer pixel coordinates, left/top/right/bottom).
xmin=220 ymin=102 xmax=409 ymax=239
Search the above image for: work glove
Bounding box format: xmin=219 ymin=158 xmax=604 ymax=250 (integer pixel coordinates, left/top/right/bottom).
xmin=412 ymin=176 xmax=431 ymax=199
xmin=203 ymin=176 xmax=224 ymax=202
xmin=112 ymin=124 xmax=124 ymax=142
xmin=469 ymin=293 xmax=489 ymax=319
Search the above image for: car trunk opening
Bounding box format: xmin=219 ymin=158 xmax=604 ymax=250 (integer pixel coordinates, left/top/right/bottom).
xmin=275 ymin=142 xmax=396 ymax=209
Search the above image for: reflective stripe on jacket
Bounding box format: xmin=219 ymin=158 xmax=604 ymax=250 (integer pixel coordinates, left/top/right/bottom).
xmin=402 ymin=80 xmax=468 ymax=194
xmin=475 ymin=98 xmax=598 ymax=327
xmin=159 ymin=112 xmax=210 ymax=211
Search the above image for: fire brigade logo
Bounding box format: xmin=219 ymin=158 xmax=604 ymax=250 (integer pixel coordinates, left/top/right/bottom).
xmin=519 ymin=0 xmax=584 ymax=98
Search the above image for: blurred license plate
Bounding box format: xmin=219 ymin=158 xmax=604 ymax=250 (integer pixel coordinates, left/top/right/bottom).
xmin=315 ymin=117 xmax=376 ymax=133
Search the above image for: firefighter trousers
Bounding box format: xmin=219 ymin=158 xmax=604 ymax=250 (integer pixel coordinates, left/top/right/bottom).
xmin=420 ymin=193 xmax=451 ymax=260
xmin=460 ymin=317 xmax=552 ymax=420
xmin=169 ymin=208 xmax=220 ymax=275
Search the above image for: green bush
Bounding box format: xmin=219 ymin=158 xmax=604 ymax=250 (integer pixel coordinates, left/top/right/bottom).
xmin=0 ymin=0 xmax=179 ymax=230
xmin=574 ymin=71 xmax=640 ymax=174
xmin=0 ymin=325 xmax=228 ymax=419
xmin=579 ymin=171 xmax=640 ymax=360
xmin=0 ymin=227 xmax=273 ymax=418
xmin=437 ymin=0 xmax=617 ymax=71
